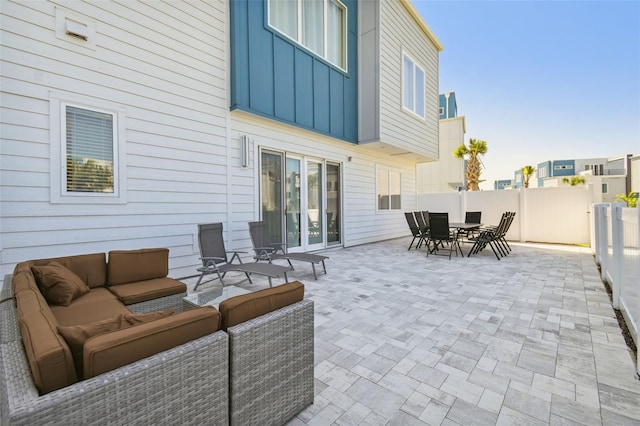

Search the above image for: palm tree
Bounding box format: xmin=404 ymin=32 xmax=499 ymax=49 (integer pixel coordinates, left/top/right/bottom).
xmin=453 ymin=138 xmax=488 ymax=191
xmin=521 ymin=165 xmax=535 ymax=188
xmin=562 ymin=176 xmax=586 ymax=186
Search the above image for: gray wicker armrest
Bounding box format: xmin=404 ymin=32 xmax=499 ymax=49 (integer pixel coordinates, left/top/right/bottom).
xmin=227 ymin=299 xmax=314 ymax=426
xmin=0 ymin=331 xmax=229 ymax=426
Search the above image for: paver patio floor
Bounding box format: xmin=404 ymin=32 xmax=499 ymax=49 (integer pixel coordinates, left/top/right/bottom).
xmin=187 ymin=238 xmax=640 ymax=425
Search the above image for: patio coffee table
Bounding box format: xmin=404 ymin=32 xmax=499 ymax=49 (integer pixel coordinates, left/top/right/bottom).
xmin=183 ymin=285 xmax=252 ymax=310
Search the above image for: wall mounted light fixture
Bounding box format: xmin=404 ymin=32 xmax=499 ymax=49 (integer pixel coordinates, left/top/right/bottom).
xmin=241 ymin=135 xmax=249 ymax=168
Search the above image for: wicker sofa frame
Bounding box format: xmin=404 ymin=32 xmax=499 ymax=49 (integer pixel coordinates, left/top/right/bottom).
xmin=228 ymin=298 xmax=314 ymax=426
xmin=1 ymin=275 xmax=315 ymax=425
xmin=0 ymin=276 xmax=229 ymax=426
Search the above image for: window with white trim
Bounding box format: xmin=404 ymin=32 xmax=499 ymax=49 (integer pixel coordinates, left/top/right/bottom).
xmin=377 ymin=168 xmax=401 ymax=210
xmin=50 ymin=94 xmax=126 ymax=204
xmin=268 ymin=0 xmax=347 ymax=70
xmin=402 ymin=53 xmax=425 ymax=119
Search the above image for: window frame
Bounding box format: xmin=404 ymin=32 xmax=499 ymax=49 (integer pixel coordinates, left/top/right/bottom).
xmin=401 ymin=52 xmax=426 ymax=120
xmin=50 ymin=92 xmax=127 ymax=204
xmin=267 ymin=0 xmax=348 ymax=72
xmin=376 ymin=166 xmax=402 ymax=211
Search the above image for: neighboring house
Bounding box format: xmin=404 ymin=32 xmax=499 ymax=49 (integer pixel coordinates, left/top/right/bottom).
xmin=537 ymin=156 xmax=633 ymax=203
xmin=631 ymin=155 xmax=640 ymax=194
xmin=416 ymin=92 xmax=466 ymax=193
xmin=0 ymin=0 xmax=443 ymax=277
xmin=493 ymin=179 xmax=513 ymax=190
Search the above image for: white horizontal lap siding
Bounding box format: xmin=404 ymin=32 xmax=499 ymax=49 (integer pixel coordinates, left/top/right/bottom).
xmin=231 ymin=113 xmax=415 ymax=249
xmin=378 ymin=1 xmax=438 ymax=159
xmin=0 ymin=0 xmax=229 ymax=276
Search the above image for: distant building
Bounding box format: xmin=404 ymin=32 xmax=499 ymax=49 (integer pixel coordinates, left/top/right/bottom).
xmin=416 ymin=92 xmax=466 ymax=193
xmin=535 ymin=156 xmax=633 ymax=203
xmin=494 ymin=179 xmax=513 ymax=190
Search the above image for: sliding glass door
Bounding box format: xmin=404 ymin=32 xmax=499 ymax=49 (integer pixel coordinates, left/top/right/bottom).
xmin=260 ymin=150 xmax=341 ymax=250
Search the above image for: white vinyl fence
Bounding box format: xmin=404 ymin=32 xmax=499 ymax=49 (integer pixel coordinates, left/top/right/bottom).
xmin=417 ymin=186 xmax=592 ymax=245
xmin=593 ymin=203 xmax=640 ymax=374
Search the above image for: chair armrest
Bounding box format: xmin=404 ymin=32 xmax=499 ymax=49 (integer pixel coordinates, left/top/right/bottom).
xmin=226 ymin=250 xmax=247 ymax=264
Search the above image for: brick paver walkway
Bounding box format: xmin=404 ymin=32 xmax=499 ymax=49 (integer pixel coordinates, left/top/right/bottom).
xmin=188 ymin=238 xmax=640 ymax=425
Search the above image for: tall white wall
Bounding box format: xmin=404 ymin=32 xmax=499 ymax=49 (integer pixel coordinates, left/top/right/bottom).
xmin=417 ymin=186 xmax=594 ymax=245
xmin=416 ymin=116 xmax=465 ymax=193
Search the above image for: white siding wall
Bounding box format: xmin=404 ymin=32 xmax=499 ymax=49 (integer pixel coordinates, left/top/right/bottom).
xmin=378 ymin=0 xmax=439 ymax=160
xmin=1 ymin=0 xmax=228 ymax=277
xmin=0 ymin=0 xmax=424 ymax=278
xmin=230 ymin=111 xmax=417 ymax=250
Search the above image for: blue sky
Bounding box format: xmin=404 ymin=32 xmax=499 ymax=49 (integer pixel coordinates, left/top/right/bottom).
xmin=413 ymin=0 xmax=640 ymax=189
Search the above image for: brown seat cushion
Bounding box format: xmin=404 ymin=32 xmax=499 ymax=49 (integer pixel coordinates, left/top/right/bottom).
xmin=57 ymin=315 xmax=129 ymax=379
xmin=107 ymin=278 xmax=187 ymax=305
xmin=31 ymin=262 xmax=90 ymax=306
xmin=125 ymin=308 xmax=175 ymax=325
xmin=107 ymin=248 xmax=169 ymax=285
xmin=219 ymin=281 xmax=304 ymax=329
xmin=50 ymin=287 xmax=130 ymax=327
xmin=83 ymin=306 xmax=221 ymax=379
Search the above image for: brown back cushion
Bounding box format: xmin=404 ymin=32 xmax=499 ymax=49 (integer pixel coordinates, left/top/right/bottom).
xmin=219 ymin=281 xmax=304 ymax=329
xmin=29 ymin=253 xmax=107 ymax=289
xmin=108 ymin=248 xmax=169 ymax=285
xmin=13 ymin=253 xmax=107 ymax=293
xmin=14 ymin=287 xmax=78 ymax=394
xmin=83 ymin=307 xmax=220 ymax=378
xmin=31 ymin=262 xmax=90 ymax=306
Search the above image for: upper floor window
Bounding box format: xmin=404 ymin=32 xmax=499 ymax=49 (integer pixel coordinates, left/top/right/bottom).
xmin=50 ymin=93 xmax=126 ymax=204
xmin=268 ymin=0 xmax=347 ymax=70
xmin=402 ymin=53 xmax=425 ymax=119
xmin=377 ymin=168 xmax=401 ymax=210
xmin=539 ymin=166 xmax=548 ymax=178
xmin=554 ymin=164 xmax=573 ymax=170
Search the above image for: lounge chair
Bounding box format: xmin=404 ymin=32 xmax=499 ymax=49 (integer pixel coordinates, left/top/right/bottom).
xmin=248 ymin=221 xmax=329 ymax=280
xmin=194 ymin=223 xmax=290 ymax=290
xmin=425 ymin=212 xmax=461 ymax=259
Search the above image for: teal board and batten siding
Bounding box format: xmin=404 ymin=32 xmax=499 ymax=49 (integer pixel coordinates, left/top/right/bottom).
xmin=230 ymin=0 xmax=358 ymax=143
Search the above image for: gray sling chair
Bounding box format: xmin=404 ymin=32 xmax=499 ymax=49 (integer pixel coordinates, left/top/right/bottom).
xmin=194 ymin=223 xmax=289 ymax=290
xmin=248 ymin=221 xmax=329 ymax=280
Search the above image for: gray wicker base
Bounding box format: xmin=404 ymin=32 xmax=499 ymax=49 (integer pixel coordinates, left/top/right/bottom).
xmin=227 ymin=299 xmax=314 ymax=426
xmin=0 ymin=332 xmax=229 ymax=426
xmin=0 ymin=275 xmax=229 ymax=426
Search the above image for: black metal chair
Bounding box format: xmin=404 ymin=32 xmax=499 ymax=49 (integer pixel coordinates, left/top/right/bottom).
xmin=404 ymin=212 xmax=425 ymax=250
xmin=467 ymin=212 xmax=515 ymax=260
xmin=458 ymin=211 xmax=482 ymax=241
xmin=425 ymin=212 xmax=461 ymax=259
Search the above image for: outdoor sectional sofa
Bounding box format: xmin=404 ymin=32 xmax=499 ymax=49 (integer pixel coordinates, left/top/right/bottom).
xmin=0 ymin=249 xmax=314 ymax=425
